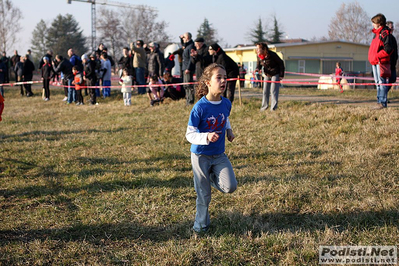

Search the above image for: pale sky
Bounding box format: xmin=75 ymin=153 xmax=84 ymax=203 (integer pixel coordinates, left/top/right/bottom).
xmin=8 ymin=0 xmax=399 ymax=55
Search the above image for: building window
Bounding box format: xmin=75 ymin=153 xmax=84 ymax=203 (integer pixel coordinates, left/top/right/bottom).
xmin=248 ymin=61 xmax=257 ymax=75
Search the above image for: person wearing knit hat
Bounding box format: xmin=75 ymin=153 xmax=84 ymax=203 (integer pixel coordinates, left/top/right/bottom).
xmin=194 ymin=37 xmax=205 ymax=43
xmin=81 ymin=54 xmax=89 ymax=61
xmin=208 ymin=43 xmax=221 ymax=53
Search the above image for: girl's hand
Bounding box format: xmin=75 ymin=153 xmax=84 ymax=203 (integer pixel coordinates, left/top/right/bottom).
xmin=226 ymin=129 xmax=235 ymax=142
xmin=207 ymin=132 xmax=219 ymax=143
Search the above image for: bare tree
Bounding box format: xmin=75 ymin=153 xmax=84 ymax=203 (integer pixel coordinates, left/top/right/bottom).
xmin=97 ymin=7 xmax=124 ymax=60
xmin=0 ymin=0 xmax=22 ymax=53
xmin=328 ymin=1 xmax=370 ymax=44
xmin=119 ymin=5 xmax=170 ymax=48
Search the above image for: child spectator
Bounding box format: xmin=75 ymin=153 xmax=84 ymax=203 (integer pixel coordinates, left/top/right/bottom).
xmin=72 ymin=66 xmax=84 ymax=105
xmin=41 ymin=57 xmax=54 ymax=101
xmin=186 ymin=63 xmax=237 ymax=233
xmin=148 ymin=75 xmax=164 ymax=106
xmin=119 ymin=68 xmax=132 ymax=106
xmin=162 ymin=72 xmax=185 ymax=100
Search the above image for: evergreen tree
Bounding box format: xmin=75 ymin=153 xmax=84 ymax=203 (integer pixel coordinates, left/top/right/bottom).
xmin=247 ymin=18 xmax=267 ymax=44
xmin=46 ymin=14 xmax=87 ymax=58
xmin=30 ymin=20 xmax=48 ymax=62
xmin=269 ymin=15 xmax=284 ymax=43
xmin=197 ymin=18 xmax=218 ymax=44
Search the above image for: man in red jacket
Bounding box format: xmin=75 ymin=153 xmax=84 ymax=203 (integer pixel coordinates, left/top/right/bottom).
xmin=368 ymin=13 xmax=394 ymax=109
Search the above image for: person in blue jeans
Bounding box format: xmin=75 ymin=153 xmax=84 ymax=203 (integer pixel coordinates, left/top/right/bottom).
xmin=130 ymin=40 xmax=147 ymax=94
xmin=100 ymin=52 xmax=112 ymax=98
xmin=368 ymin=13 xmax=394 ymax=109
xmin=186 ymin=63 xmax=237 ymax=233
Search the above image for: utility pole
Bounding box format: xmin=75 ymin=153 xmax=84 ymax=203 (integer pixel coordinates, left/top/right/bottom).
xmin=67 ymin=0 xmax=156 ymax=51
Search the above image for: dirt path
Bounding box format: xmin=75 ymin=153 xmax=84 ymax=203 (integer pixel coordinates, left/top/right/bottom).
xmin=239 ymin=91 xmax=399 ymax=108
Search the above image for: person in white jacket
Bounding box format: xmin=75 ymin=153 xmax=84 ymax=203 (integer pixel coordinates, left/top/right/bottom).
xmin=119 ymin=68 xmax=132 ymax=106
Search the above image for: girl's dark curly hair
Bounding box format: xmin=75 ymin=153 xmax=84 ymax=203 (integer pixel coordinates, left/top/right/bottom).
xmin=195 ymin=63 xmax=226 ymax=99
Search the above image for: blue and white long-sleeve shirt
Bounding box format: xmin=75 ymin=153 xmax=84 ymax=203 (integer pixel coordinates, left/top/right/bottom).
xmin=186 ymin=96 xmax=232 ymax=156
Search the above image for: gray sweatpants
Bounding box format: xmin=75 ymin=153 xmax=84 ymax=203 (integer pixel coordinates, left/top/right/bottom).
xmin=191 ymin=152 xmax=237 ymax=232
xmin=261 ymin=74 xmax=280 ymax=111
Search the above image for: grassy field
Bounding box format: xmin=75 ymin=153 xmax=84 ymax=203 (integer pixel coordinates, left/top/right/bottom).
xmin=1 ymin=85 xmax=398 ymax=265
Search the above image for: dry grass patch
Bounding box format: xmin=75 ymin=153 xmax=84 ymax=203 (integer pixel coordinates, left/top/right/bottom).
xmin=1 ymin=86 xmax=398 ymax=265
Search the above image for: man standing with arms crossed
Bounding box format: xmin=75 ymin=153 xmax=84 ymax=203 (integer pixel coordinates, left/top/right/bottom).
xmin=181 ymin=32 xmax=195 ymax=105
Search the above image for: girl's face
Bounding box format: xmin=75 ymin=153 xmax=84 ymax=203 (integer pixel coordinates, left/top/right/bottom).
xmin=372 ymin=22 xmax=381 ymax=30
xmin=207 ymin=67 xmax=227 ymax=96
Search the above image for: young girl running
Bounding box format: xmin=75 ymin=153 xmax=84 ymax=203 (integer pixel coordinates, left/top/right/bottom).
xmin=186 ymin=63 xmax=237 ymax=233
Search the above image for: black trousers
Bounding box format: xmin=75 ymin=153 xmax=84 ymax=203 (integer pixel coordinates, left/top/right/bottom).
xmin=43 ymin=79 xmax=50 ymax=99
xmin=87 ymin=79 xmax=97 ymax=104
xmin=76 ymin=89 xmax=83 ymax=103
xmin=24 ymin=75 xmax=33 ymax=95
xmin=223 ymin=80 xmax=237 ymax=103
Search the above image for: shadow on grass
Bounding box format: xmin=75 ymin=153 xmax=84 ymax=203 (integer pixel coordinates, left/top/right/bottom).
xmin=0 ymin=127 xmax=131 ymax=142
xmin=1 ymin=209 xmax=398 ymax=245
xmin=212 ymin=209 xmax=399 ymax=237
xmin=0 ymin=175 xmax=193 ymax=199
xmin=0 ymin=154 xmax=193 ymax=200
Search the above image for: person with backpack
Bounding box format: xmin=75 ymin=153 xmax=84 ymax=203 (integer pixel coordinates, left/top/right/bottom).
xmin=368 ymin=13 xmax=394 ymax=109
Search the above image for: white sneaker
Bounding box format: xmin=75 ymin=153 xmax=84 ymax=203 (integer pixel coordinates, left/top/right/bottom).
xmin=62 ymin=97 xmax=68 ymax=101
xmin=44 ymin=98 xmax=49 ymax=101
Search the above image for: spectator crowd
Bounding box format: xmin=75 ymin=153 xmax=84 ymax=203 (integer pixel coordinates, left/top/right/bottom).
xmin=0 ymin=32 xmax=245 ymax=107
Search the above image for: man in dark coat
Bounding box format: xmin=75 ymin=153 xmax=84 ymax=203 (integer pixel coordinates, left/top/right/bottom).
xmin=53 ymin=55 xmax=74 ymax=103
xmin=191 ymin=37 xmax=211 ymax=81
xmin=23 ymin=55 xmax=35 ymax=97
xmin=387 ymin=21 xmax=398 ymax=100
xmin=10 ymin=50 xmax=20 ymax=81
xmin=118 ymin=47 xmax=133 ymax=76
xmin=181 ymin=32 xmax=195 ymax=104
xmin=84 ymin=53 xmax=98 ymax=105
xmin=1 ymin=52 xmax=10 ymax=83
xmin=208 ymin=43 xmax=239 ymax=103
